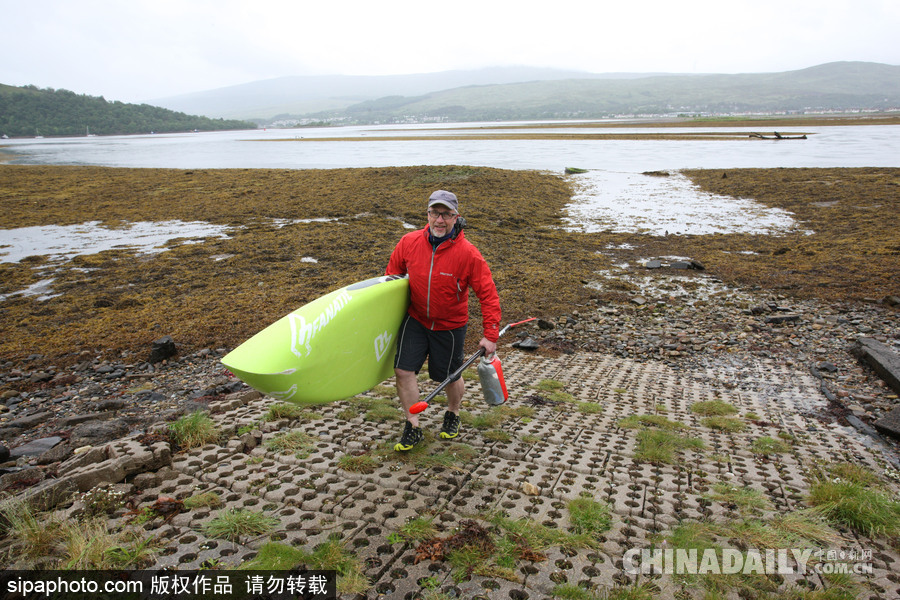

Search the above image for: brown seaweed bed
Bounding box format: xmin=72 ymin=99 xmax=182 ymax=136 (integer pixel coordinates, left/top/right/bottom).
xmin=0 ymin=164 xmax=898 ymax=369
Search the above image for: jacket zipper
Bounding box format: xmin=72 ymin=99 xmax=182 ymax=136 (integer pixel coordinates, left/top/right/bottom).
xmin=426 ymin=246 xmax=437 ymax=325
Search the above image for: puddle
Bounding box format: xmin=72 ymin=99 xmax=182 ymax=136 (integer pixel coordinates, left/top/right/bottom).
xmin=0 ymin=220 xmax=233 ymax=264
xmin=563 ymin=170 xmax=808 ymax=236
xmin=588 ymin=264 xmax=756 ymax=306
xmin=0 ymin=278 xmax=60 ymax=302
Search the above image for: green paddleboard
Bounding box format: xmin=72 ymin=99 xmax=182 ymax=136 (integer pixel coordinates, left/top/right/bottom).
xmin=221 ymin=275 xmax=409 ymax=404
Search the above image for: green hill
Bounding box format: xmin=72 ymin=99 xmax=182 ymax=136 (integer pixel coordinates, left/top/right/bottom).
xmin=323 ymin=62 xmax=900 ymax=123
xmin=0 ymin=84 xmax=256 ymax=138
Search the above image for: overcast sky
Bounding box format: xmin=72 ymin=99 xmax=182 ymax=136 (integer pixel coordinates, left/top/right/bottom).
xmin=2 ymin=0 xmax=898 ymax=104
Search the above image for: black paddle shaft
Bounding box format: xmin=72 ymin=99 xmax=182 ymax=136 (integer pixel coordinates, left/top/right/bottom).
xmin=420 ymin=318 xmax=536 ymax=404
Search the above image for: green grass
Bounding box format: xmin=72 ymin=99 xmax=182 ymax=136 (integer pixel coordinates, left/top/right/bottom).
xmin=701 ymin=416 xmax=747 ymax=432
xmin=341 ymin=396 xmax=402 ymax=422
xmin=750 ymin=436 xmax=791 ymax=455
xmin=618 ymin=414 xmax=687 ymax=430
xmin=567 ymin=497 xmax=613 ymax=536
xmin=238 ymin=541 xmax=307 ymax=569
xmin=0 ymin=496 xmax=158 ymax=569
xmin=706 ymin=483 xmax=772 ymax=514
xmin=338 ymin=452 xmax=379 ymax=473
xmin=551 ymin=583 xmax=657 ymax=600
xmin=576 ymin=401 xmax=603 ymax=414
xmin=239 ymin=538 xmax=369 ymax=594
xmin=183 ymin=491 xmax=223 ymax=510
xmin=535 ymin=379 xmax=566 ymax=391
xmin=634 ymin=428 xmax=705 ymax=464
xmin=690 ymin=400 xmax=738 ymax=416
xmin=375 ymin=439 xmax=477 ymax=470
xmin=265 ymin=430 xmax=317 ymax=456
xmin=483 ymin=429 xmax=512 ymax=442
xmin=395 ymin=517 xmax=438 ymax=543
xmin=808 ymin=477 xmax=900 ymax=537
xmin=549 ymin=391 xmax=575 ymax=404
xmin=365 ymin=398 xmax=403 ymax=422
xmin=463 ymin=410 xmax=505 ymax=429
xmin=168 ymin=411 xmax=220 ymax=449
xmin=425 ymin=513 xmax=604 ymax=584
xmin=264 ymin=402 xmax=303 ymax=421
xmin=201 ymin=508 xmax=280 ymax=543
xmin=370 ymin=384 xmax=398 ymax=398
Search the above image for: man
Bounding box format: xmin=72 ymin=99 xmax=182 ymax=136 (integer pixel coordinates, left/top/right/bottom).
xmin=385 ymin=190 xmax=501 ymax=451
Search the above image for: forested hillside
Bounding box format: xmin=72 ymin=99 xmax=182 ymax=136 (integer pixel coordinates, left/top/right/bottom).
xmin=0 ymin=84 xmax=256 ymax=137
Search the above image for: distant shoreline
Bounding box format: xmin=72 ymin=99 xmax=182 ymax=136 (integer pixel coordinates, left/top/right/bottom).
xmin=1 ymin=114 xmax=896 ymax=143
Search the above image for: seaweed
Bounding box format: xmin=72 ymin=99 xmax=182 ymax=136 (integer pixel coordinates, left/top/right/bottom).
xmin=1 ymin=164 xmax=897 ymax=370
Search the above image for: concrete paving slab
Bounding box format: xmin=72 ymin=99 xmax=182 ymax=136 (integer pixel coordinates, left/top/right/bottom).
xmin=71 ymin=348 xmax=900 ymax=599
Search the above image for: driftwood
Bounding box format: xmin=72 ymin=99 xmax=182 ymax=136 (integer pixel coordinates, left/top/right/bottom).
xmin=749 ymin=131 xmax=807 ymax=140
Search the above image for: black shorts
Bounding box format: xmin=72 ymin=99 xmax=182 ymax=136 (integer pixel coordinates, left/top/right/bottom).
xmin=394 ymin=315 xmax=467 ymax=382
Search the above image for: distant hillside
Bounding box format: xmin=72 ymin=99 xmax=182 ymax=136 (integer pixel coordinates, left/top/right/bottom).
xmin=149 ymin=66 xmax=668 ymax=121
xmin=331 ymin=62 xmax=900 ymax=123
xmin=152 ymin=62 xmax=900 ymax=125
xmin=0 ymin=85 xmax=256 ymax=138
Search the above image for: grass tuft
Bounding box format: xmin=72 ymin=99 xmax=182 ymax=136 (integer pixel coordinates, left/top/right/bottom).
xmin=168 ymin=411 xmax=220 ymax=449
xmin=201 ymin=508 xmax=279 ymax=543
xmin=618 ymin=414 xmax=687 ymax=430
xmin=338 ymin=452 xmax=379 ymax=473
xmin=706 ymin=483 xmax=772 ymax=514
xmin=265 ymin=430 xmax=317 ymax=456
xmin=634 ymin=428 xmax=705 ymax=464
xmin=567 ymin=497 xmax=613 ymax=536
xmin=750 ymin=436 xmax=791 ymax=455
xmin=701 ymin=416 xmax=746 ymax=432
xmin=690 ymin=400 xmax=738 ymax=416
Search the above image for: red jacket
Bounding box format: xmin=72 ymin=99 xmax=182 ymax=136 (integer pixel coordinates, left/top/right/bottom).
xmin=386 ymin=226 xmax=501 ymax=342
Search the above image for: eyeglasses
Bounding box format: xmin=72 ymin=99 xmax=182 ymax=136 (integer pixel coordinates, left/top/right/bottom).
xmin=427 ymin=209 xmax=457 ymax=220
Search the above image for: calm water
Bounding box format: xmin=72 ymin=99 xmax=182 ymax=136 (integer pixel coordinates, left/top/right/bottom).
xmin=3 ymin=122 xmax=899 ymax=171
xmin=2 ymin=121 xmax=898 ymax=238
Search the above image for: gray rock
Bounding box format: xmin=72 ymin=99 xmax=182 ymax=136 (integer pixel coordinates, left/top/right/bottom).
xmin=671 ymin=259 xmax=705 ymax=270
xmin=35 ymin=441 xmax=73 ymax=466
xmin=9 ymin=436 xmax=63 ymax=458
xmin=6 ymin=411 xmax=53 ymax=430
xmin=513 ymin=338 xmax=540 ymax=350
xmin=537 ymin=319 xmax=555 ymax=330
xmin=874 ymin=406 xmax=900 ymax=440
xmin=853 ymin=337 xmax=900 ymax=395
xmin=98 ymin=399 xmax=126 ymax=411
xmin=0 ymin=467 xmax=44 ymax=493
xmin=765 ymin=314 xmax=801 ymax=324
xmin=132 ymin=472 xmax=161 ymax=489
xmin=58 ymin=446 xmax=109 ymax=474
xmin=149 ymin=335 xmax=177 ymax=364
xmin=58 ymin=412 xmax=105 ymax=427
xmin=69 ymin=419 xmax=130 ymax=447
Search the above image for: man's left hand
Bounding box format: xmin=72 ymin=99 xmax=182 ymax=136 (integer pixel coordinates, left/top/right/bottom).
xmin=479 ymin=337 xmax=497 ymax=357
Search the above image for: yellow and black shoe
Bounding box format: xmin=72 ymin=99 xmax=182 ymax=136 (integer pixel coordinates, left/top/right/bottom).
xmin=394 ymin=421 xmax=423 ymax=452
xmin=439 ymin=411 xmax=460 ymax=439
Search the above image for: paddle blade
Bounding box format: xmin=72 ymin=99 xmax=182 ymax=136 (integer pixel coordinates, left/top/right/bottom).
xmin=409 ymin=401 xmax=429 ymax=414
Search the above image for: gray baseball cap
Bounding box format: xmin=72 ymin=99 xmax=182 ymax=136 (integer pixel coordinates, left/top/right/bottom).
xmin=427 ymin=190 xmax=459 ymax=213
